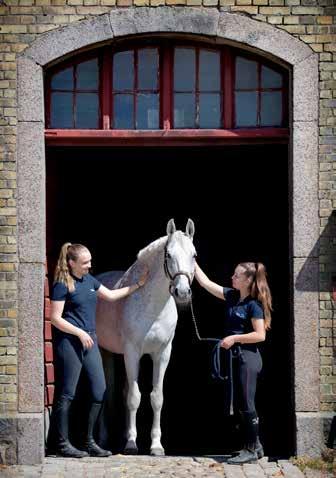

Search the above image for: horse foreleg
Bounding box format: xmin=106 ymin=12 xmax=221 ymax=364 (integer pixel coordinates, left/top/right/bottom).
xmin=123 ymin=344 xmax=141 ymax=455
xmin=150 ymin=342 xmax=172 ymax=456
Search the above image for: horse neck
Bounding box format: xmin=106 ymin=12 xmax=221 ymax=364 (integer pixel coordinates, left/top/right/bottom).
xmin=145 ymin=252 xmax=171 ymax=299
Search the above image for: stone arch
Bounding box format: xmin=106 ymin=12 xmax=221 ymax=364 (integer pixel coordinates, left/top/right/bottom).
xmin=16 ymin=7 xmax=319 ymax=463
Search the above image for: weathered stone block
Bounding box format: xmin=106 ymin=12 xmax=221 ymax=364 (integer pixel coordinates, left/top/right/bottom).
xmin=109 ymin=7 xmax=219 ymax=38
xmin=217 ymin=12 xmax=312 ymax=66
xmin=23 ymin=14 xmax=113 ymax=66
xmin=295 ymin=412 xmax=326 ymax=457
xmin=18 ymin=263 xmax=44 ymax=413
xmin=17 ymin=121 xmax=45 ymax=264
xmin=293 ymin=258 xmax=319 ymax=412
xmin=17 ymin=57 xmax=44 ymax=123
xmin=293 ymin=53 xmax=319 ymax=122
xmin=17 ymin=415 xmax=44 ymax=464
xmin=292 ymin=121 xmax=319 ymax=258
xmin=0 ymin=418 xmax=17 ymax=464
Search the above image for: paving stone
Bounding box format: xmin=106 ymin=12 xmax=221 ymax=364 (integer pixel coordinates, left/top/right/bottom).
xmin=0 ymin=456 xmax=315 ymax=477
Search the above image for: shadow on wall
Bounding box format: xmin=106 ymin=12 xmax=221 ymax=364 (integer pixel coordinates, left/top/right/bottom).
xmin=295 ymin=210 xmax=336 ymax=292
xmin=295 ymin=210 xmax=336 ymax=450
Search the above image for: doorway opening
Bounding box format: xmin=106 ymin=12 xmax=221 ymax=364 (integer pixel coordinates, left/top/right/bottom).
xmin=46 ymin=144 xmax=293 ymax=457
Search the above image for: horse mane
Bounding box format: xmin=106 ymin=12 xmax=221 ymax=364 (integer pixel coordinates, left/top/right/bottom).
xmin=117 ymin=231 xmax=189 ymax=287
xmin=136 ymin=236 xmax=167 ymax=264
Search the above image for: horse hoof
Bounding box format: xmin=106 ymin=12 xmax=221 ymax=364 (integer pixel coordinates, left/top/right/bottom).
xmin=150 ymin=448 xmax=165 ymax=456
xmin=124 ymin=445 xmax=138 ymax=455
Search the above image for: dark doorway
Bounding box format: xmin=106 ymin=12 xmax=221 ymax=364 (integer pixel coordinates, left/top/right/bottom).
xmin=46 ymin=144 xmax=293 ymax=457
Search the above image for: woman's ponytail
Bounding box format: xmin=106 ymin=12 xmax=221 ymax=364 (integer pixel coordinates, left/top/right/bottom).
xmin=240 ymin=262 xmax=273 ymax=330
xmin=54 ymin=242 xmax=87 ymax=292
xmin=253 ymin=262 xmax=272 ymax=330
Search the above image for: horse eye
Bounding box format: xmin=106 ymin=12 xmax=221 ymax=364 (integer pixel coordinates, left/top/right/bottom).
xmin=193 ymin=253 xmax=197 ymax=258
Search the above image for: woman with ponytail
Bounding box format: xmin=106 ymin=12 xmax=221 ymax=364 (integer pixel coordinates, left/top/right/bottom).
xmin=48 ymin=243 xmax=148 ymax=459
xmin=195 ymin=261 xmax=272 ymax=464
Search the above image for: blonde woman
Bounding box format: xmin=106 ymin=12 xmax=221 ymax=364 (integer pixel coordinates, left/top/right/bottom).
xmin=48 ymin=243 xmax=148 ymax=458
xmin=195 ymin=261 xmax=272 ymax=464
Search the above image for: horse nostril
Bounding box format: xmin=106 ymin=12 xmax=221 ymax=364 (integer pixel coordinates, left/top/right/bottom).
xmin=188 ymin=288 xmax=192 ymax=296
xmin=174 ymin=288 xmax=179 ymax=297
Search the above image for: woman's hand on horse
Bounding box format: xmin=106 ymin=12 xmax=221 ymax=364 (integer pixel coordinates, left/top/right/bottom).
xmin=78 ymin=330 xmax=94 ymax=349
xmin=220 ymin=335 xmax=236 ymax=349
xmin=138 ymin=266 xmax=149 ymax=287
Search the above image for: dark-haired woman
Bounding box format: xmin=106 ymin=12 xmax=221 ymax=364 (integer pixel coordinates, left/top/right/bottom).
xmin=195 ymin=262 xmax=272 ymax=464
xmin=48 ymin=243 xmax=148 ymax=458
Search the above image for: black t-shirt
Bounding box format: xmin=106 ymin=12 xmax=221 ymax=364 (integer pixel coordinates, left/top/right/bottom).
xmin=223 ymin=287 xmax=264 ymax=336
xmin=51 ymin=273 xmax=101 ymax=332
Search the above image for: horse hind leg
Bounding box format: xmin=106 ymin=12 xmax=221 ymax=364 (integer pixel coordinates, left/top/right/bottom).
xmin=123 ymin=345 xmax=141 ymax=455
xmin=150 ymin=343 xmax=172 ymax=456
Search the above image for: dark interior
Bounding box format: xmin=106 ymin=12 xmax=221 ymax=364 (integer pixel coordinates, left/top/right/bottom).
xmin=46 ymin=144 xmax=293 ymax=458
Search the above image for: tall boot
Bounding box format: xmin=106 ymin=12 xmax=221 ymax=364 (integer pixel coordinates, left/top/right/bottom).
xmin=85 ymin=402 xmax=112 ymax=457
xmin=227 ymin=411 xmax=259 ymax=464
xmin=52 ymin=396 xmax=88 ymax=458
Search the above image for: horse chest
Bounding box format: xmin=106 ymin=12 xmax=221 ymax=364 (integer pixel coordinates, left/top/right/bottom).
xmin=145 ymin=322 xmax=175 ymax=348
xmin=124 ymin=318 xmax=176 ymax=354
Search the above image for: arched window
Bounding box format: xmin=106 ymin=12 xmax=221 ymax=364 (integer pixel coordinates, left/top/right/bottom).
xmin=48 ymin=56 xmax=100 ymax=129
xmin=45 ymin=41 xmax=289 ymax=143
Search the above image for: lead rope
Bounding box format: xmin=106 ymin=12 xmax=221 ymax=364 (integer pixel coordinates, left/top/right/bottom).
xmin=189 ymin=299 xmax=234 ymax=415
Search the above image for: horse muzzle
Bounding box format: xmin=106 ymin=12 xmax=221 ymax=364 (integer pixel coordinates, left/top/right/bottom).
xmin=169 ymin=273 xmax=192 ymax=304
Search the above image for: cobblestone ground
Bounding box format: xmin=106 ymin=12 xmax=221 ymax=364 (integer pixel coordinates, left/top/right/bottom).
xmin=0 ymin=456 xmax=332 ymax=478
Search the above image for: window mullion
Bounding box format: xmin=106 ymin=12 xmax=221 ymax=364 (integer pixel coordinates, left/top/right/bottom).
xmin=257 ymin=62 xmax=261 ymax=126
xmin=162 ymin=46 xmax=172 ymax=130
xmin=195 ymin=47 xmax=199 ymax=129
xmin=134 ymin=49 xmax=138 ymax=129
xmin=223 ymin=47 xmax=233 ymax=129
xmin=102 ymin=48 xmax=111 ymax=130
xmin=73 ymin=64 xmax=77 ymax=128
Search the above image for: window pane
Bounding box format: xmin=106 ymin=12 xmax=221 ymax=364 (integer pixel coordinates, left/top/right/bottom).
xmin=174 ymin=48 xmax=195 ymax=91
xmin=136 ymin=94 xmax=159 ymax=129
xmin=50 ymin=92 xmax=73 ymax=128
xmin=199 ymin=50 xmax=220 ymax=91
xmin=199 ymin=93 xmax=221 ymax=128
xmin=77 ymin=59 xmax=98 ymax=90
xmin=261 ymin=92 xmax=282 ymax=126
xmin=113 ymin=51 xmax=134 ymax=91
xmin=114 ymin=94 xmax=133 ymax=129
xmin=51 ymin=67 xmax=73 ymax=90
xmin=236 ymin=57 xmax=257 ymax=90
xmin=174 ymin=93 xmax=195 ymax=128
xmin=235 ymin=91 xmax=257 ymax=127
xmin=138 ymin=49 xmax=159 ymax=90
xmin=75 ymin=93 xmax=99 ymax=128
xmin=261 ymin=65 xmax=282 ymax=89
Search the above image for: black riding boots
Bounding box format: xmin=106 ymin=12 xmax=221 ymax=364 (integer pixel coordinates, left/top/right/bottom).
xmin=227 ymin=411 xmax=263 ymax=464
xmin=85 ymin=402 xmax=112 ymax=457
xmin=49 ymin=396 xmax=88 ymax=458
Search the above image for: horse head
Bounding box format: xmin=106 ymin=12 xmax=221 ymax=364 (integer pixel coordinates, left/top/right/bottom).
xmin=164 ymin=218 xmax=196 ymax=305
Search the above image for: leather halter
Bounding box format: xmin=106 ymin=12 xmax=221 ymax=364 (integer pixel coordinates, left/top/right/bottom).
xmin=163 ymin=242 xmax=194 ymax=290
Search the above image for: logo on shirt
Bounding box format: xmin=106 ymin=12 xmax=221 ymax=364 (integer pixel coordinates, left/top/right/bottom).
xmin=90 ymin=288 xmax=95 ymax=292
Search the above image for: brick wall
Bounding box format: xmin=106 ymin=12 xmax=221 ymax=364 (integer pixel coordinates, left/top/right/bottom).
xmin=0 ymin=0 xmax=335 ymax=415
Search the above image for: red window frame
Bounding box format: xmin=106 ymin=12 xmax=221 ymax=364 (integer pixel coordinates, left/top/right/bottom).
xmin=45 ymin=51 xmax=102 ymax=130
xmin=45 ymin=40 xmax=289 ymax=146
xmin=233 ymin=50 xmax=288 ymax=129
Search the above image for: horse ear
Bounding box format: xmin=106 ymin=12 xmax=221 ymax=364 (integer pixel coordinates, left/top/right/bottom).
xmin=186 ymin=218 xmax=195 ymax=241
xmin=167 ymin=218 xmax=176 ymax=237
